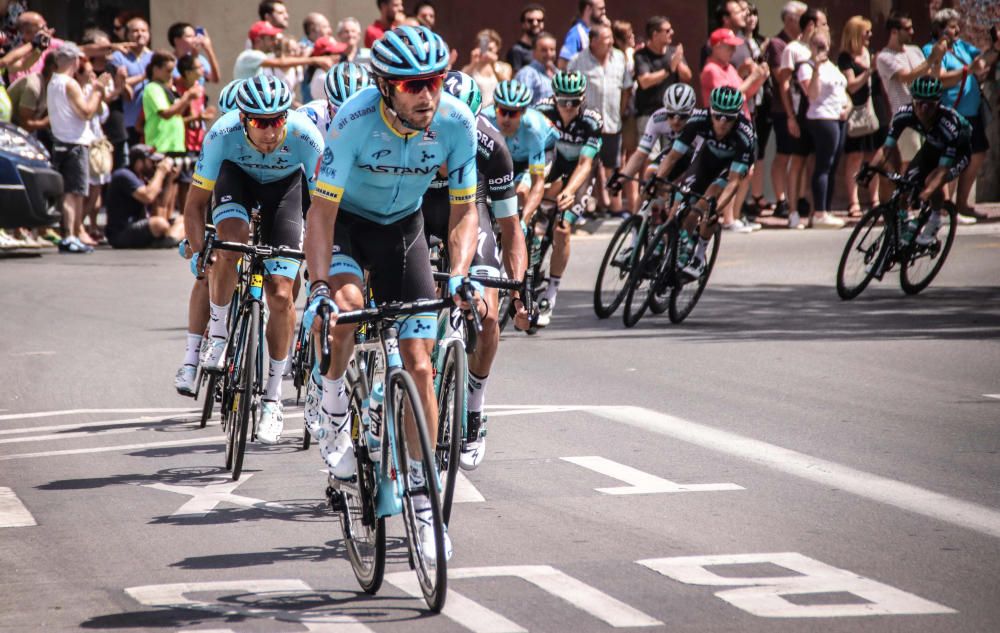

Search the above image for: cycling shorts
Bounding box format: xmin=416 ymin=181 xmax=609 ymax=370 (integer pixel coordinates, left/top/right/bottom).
xmin=422 ymin=200 xmax=503 ymax=279
xmin=546 ymin=154 xmax=598 ymax=222
xmin=211 ymin=160 xmax=306 ymax=280
xmin=675 ymin=148 xmax=732 ymax=199
xmin=904 ymin=144 xmax=970 ymax=189
xmin=329 ymin=210 xmax=437 ymax=340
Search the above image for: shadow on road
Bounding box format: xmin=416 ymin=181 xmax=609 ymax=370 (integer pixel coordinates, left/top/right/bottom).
xmin=169 ymin=536 xmax=410 ymax=570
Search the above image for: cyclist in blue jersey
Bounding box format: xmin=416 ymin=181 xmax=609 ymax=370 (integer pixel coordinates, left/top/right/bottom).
xmin=302 ymin=26 xmax=479 ymax=563
xmin=183 ymin=75 xmax=324 ymax=444
xmin=298 ymin=62 xmax=372 ymax=134
xmin=482 ymin=79 xmax=557 ymax=229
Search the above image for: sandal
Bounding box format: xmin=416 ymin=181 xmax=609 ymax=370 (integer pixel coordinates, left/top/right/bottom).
xmin=752 ymin=195 xmax=774 ymax=213
xmin=848 ymin=204 xmax=862 ymax=218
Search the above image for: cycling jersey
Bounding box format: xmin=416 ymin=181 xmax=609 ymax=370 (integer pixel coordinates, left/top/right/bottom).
xmin=884 ymin=104 xmax=972 ymax=170
xmin=482 ymin=104 xmax=557 ymax=177
xmin=193 ymin=109 xmax=324 ymax=193
xmin=639 ymin=107 xmax=682 ymax=155
xmin=297 ymin=99 xmax=333 ymax=134
xmin=314 ymin=86 xmax=478 ymax=225
xmin=671 ymin=108 xmax=755 ymax=177
xmin=534 ymin=98 xmax=603 ymax=162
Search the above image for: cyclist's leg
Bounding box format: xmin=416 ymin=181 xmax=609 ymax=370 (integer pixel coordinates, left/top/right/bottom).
xmin=467 ymin=200 xmax=503 ymax=401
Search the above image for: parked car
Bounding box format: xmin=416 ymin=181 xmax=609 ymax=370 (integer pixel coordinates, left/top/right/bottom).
xmin=0 ymin=122 xmax=62 ymax=230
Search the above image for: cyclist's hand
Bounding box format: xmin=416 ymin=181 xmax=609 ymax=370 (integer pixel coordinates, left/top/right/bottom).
xmin=512 ymin=297 xmax=531 ymax=331
xmin=178 ymin=238 xmax=194 ymax=259
xmin=855 ymin=165 xmax=872 ymax=187
xmin=556 ymin=189 xmax=575 ymax=211
xmin=606 ymin=171 xmax=624 ymax=194
xmin=304 ymin=283 xmax=339 ymax=334
xmin=448 ymin=275 xmax=482 ymax=312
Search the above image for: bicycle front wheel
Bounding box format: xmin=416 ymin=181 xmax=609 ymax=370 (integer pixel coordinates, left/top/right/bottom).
xmin=230 ymin=302 xmax=259 ymax=480
xmin=668 ymin=224 xmax=721 ymax=324
xmin=436 ymin=339 xmax=466 ymax=526
xmin=836 ymin=207 xmax=888 ymax=300
xmin=392 ymin=370 xmax=447 ymax=612
xmin=593 ymin=214 xmax=641 ymax=318
xmin=900 ymin=206 xmax=957 ymax=295
xmin=622 ymin=224 xmax=667 ymax=328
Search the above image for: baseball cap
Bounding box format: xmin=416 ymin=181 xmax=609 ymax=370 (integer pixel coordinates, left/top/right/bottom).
xmin=248 ymin=20 xmax=283 ymax=41
xmin=130 ymin=144 xmax=165 ymax=163
xmin=52 ymin=42 xmax=83 ymax=61
xmin=709 ymin=28 xmax=744 ymax=47
xmin=311 ymin=36 xmax=348 ymax=56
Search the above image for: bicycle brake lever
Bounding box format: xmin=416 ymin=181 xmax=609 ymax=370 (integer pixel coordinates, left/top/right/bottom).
xmin=318 ymin=305 xmax=332 ymax=375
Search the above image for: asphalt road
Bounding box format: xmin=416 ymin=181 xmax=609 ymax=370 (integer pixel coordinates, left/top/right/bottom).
xmin=2 ymin=222 xmax=999 ymax=633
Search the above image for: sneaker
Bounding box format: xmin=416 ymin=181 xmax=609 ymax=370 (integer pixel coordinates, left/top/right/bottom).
xmin=915 ymin=214 xmax=943 ymax=246
xmin=536 ymin=300 xmax=553 ymax=327
xmin=741 ymin=215 xmax=763 ymax=231
xmin=58 ymin=236 xmax=93 ymax=253
xmin=257 ymin=401 xmax=284 ymax=444
xmin=174 ymin=364 xmax=198 ymax=397
xmin=201 ymin=338 xmax=227 ymax=373
xmin=319 ymin=409 xmax=356 ymax=479
xmin=788 ymin=211 xmax=804 ymax=230
xmin=955 ymin=213 xmax=976 ymax=226
xmin=681 ymin=256 xmax=706 ymax=280
xmin=304 ymin=370 xmax=322 ymax=439
xmin=41 ymin=228 xmax=62 ymax=244
xmin=773 ymin=199 xmax=789 ymax=219
xmin=723 ymin=219 xmax=752 ymax=234
xmin=811 ymin=212 xmax=846 ymax=229
xmin=459 ymin=411 xmax=487 ymax=471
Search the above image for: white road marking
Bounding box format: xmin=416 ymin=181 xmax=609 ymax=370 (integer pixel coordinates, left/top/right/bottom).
xmin=639 ymin=552 xmax=955 ymax=617
xmin=0 ymin=487 xmax=37 ymax=527
xmin=454 ymin=471 xmax=486 ymax=503
xmin=0 ymin=414 xmax=180 ymax=436
xmin=0 ymin=408 xmax=196 ymax=422
xmin=0 ymin=427 xmax=144 ymax=445
xmin=142 ymin=473 xmax=292 ymax=517
xmin=9 ymin=350 xmax=56 ymax=357
xmin=485 ymin=405 xmax=593 ymax=418
xmin=0 ymin=436 xmax=223 ymax=461
xmin=562 ymin=455 xmax=744 ymax=495
xmin=386 ymin=573 xmax=525 ymax=633
xmin=591 ymin=405 xmax=1000 ymax=540
xmin=983 ymin=394 xmax=1000 ymax=400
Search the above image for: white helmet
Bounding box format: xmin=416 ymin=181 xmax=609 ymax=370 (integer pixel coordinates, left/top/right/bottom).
xmin=662 ymin=83 xmax=696 ymax=115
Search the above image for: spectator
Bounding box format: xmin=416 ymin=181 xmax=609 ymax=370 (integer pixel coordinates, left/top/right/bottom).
xmin=925 ymin=8 xmax=1000 ymax=222
xmin=306 ymin=36 xmax=349 ymax=103
xmin=111 ymin=15 xmax=153 ymax=146
xmin=514 ymin=31 xmax=557 ymax=104
xmin=47 ymin=42 xmax=106 ymax=252
xmin=838 ymin=16 xmax=880 ymax=217
xmin=8 ymin=48 xmax=55 ymax=139
xmin=701 ymin=1 xmax=753 ymax=70
xmin=74 ymin=56 xmax=112 ymax=242
xmin=798 ymin=31 xmax=848 ymax=229
xmin=462 ymin=29 xmax=513 ymax=106
xmin=4 ymin=11 xmax=61 ymax=84
xmin=558 ymin=0 xmax=607 ymax=70
xmin=507 ymin=4 xmax=545 ymax=74
xmin=765 ymin=0 xmax=807 ymax=220
xmin=174 ymin=53 xmax=213 ymax=228
xmin=365 ymin=0 xmax=403 ymax=48
xmin=259 ymin=0 xmax=290 ymax=31
xmin=234 ymin=21 xmax=324 ymax=81
xmin=414 ymin=1 xmax=436 ymax=29
xmin=84 ymin=29 xmax=129 ymax=171
xmin=612 ymin=21 xmax=637 ymax=153
xmin=634 ymin=17 xmax=691 ymax=153
xmin=336 ymin=17 xmax=370 ymax=65
xmin=105 ymin=145 xmax=184 ymax=249
xmin=301 ymin=12 xmax=332 ymax=54
xmin=167 ymin=22 xmax=221 ymax=84
xmin=569 ymin=23 xmax=631 ymax=215
xmin=743 ymin=2 xmax=773 ymax=221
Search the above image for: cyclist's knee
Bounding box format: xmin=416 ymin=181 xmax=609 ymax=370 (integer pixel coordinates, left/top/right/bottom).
xmin=401 ymin=345 xmax=433 ymax=383
xmin=265 ymin=278 xmax=294 ymax=308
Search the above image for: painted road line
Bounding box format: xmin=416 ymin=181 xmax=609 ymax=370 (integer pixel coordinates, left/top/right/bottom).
xmin=591 ymin=405 xmax=1000 ymax=540
xmin=386 ymin=572 xmax=525 ymax=633
xmin=485 ymin=406 xmax=594 ymax=418
xmin=0 ymin=427 xmax=146 ymax=445
xmin=0 ymin=436 xmax=223 ymax=461
xmin=454 ymin=471 xmax=486 ymax=503
xmin=0 ymin=487 xmax=36 ymax=527
xmin=0 ymin=414 xmax=189 ymax=436
xmin=983 ymin=394 xmax=1000 ymax=400
xmin=142 ymin=474 xmax=292 ymax=517
xmin=561 ymin=456 xmax=744 ymax=494
xmin=0 ymin=408 xmax=196 ymax=422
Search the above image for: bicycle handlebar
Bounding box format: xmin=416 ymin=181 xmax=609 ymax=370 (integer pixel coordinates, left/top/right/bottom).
xmin=431 ymin=271 xmax=524 ymax=291
xmin=195 ymin=225 xmax=306 ymax=278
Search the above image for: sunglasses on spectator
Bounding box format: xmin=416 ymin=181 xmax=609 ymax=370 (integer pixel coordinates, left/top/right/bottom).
xmin=556 ymin=97 xmax=583 ymax=108
xmin=524 ymin=17 xmax=543 ymax=23
xmin=244 ymin=112 xmax=288 ymax=129
xmin=498 ymin=107 xmax=524 ymax=118
xmin=388 ymin=74 xmax=445 ymax=95
xmin=659 ymin=26 xmax=674 ymax=33
xmin=711 ymin=112 xmax=738 ymax=122
xmin=667 ymin=112 xmax=689 ymax=121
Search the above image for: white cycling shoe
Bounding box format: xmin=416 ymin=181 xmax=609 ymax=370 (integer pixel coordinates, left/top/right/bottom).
xmin=201 ymin=338 xmax=227 ymax=373
xmin=416 ymin=503 xmax=453 ymax=564
xmin=319 ymin=409 xmax=356 ymax=479
xmin=304 ymin=370 xmax=322 ymax=439
xmin=459 ymin=411 xmax=486 ymax=471
xmin=257 ymin=401 xmax=284 ymax=444
xmin=174 ymin=364 xmax=197 ymax=397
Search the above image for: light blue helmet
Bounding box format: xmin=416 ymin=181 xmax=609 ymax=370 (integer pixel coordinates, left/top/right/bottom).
xmin=218 ymin=79 xmax=243 ymax=114
xmin=324 ymin=62 xmax=372 ymax=107
xmin=236 ymin=74 xmax=292 ymax=115
xmin=370 ymin=25 xmax=449 ymax=79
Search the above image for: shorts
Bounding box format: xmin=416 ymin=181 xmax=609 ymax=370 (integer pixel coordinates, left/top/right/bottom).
xmin=967 ymin=115 xmax=989 ymax=155
xmin=546 ymin=154 xmax=598 ymax=219
xmin=844 ymin=129 xmax=880 ymax=154
xmin=107 ymin=218 xmax=155 ymax=248
xmin=676 ymin=148 xmax=731 ymax=197
xmin=598 ymin=133 xmax=622 ymax=169
xmin=329 ymin=210 xmax=438 ymax=339
xmin=211 ymin=160 xmax=306 ymax=280
xmin=904 ymin=144 xmax=969 ymax=187
xmin=421 ymin=198 xmax=503 ymax=278
xmin=770 ymin=113 xmax=811 ymax=156
xmin=897 ymin=128 xmax=922 ymax=163
xmin=51 ymin=142 xmax=89 ymax=196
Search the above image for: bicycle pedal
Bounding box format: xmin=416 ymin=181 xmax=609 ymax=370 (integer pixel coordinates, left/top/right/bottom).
xmin=326 ymin=486 xmax=344 ymax=511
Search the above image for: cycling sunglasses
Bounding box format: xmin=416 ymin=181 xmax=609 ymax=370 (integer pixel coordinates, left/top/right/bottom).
xmin=498 ymin=107 xmax=524 ymax=118
xmin=711 ymin=112 xmax=738 ymax=122
xmin=244 ymin=112 xmax=288 ymax=129
xmin=666 ymin=112 xmax=689 ymax=121
xmin=556 ymin=97 xmax=583 ymax=108
xmin=913 ymin=99 xmax=939 ymax=110
xmin=388 ymin=73 xmax=445 ymax=95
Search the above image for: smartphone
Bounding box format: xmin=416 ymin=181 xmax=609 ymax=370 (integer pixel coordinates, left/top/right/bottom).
xmin=478 ymin=35 xmax=490 ymax=55
xmin=195 ymin=26 xmax=205 ymax=37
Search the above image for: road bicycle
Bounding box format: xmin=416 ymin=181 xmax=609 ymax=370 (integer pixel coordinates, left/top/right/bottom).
xmin=837 ymin=165 xmax=958 ymax=300
xmin=520 ymin=197 xmax=561 ymax=334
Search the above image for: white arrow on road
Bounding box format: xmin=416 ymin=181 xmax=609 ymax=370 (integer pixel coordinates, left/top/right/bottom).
xmin=142 ymin=473 xmax=293 ymax=517
xmin=0 ymin=487 xmax=36 ymax=527
xmin=561 ymin=456 xmax=744 ymax=495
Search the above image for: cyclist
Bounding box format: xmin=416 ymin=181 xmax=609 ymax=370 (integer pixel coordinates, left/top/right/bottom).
xmin=183 ymin=75 xmax=324 ymax=444
xmin=298 ymin=62 xmax=372 ymax=134
xmin=303 ymin=26 xmax=479 ymax=562
xmin=423 ymin=70 xmax=529 ymax=470
xmin=858 ymin=76 xmax=971 ymax=246
xmin=530 ymin=70 xmax=603 ymax=326
xmin=653 ymin=86 xmax=756 ymax=279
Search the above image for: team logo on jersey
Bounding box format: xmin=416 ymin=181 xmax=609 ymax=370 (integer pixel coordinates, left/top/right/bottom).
xmin=321 ymin=147 xmax=334 ymax=167
xmin=372 ymin=149 xmax=391 ymax=159
xmin=220 ymin=195 xmax=232 ymax=203
xmin=420 ymin=150 xmax=435 ymax=163
xmin=422 ymin=129 xmax=437 ymax=142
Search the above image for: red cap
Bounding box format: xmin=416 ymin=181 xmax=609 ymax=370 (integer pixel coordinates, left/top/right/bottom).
xmin=709 ymin=28 xmax=744 ymax=47
xmin=248 ymin=20 xmax=282 ymax=41
xmin=311 ymin=36 xmax=348 ymax=56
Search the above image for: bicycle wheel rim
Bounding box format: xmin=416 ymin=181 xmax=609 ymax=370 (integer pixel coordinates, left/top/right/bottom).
xmin=900 ymin=207 xmax=956 ymax=294
xmin=594 ymin=215 xmax=641 ymax=318
xmin=836 ymin=208 xmax=886 ymax=300
xmin=649 ymin=225 xmax=678 ymax=315
xmin=223 ymin=313 xmax=249 ymax=471
xmin=669 ymin=225 xmax=720 ymax=323
xmin=392 ymin=370 xmax=448 ymax=612
xmin=200 ymin=373 xmax=217 ymax=428
xmin=622 ymin=225 xmax=665 ymax=328
xmin=437 ymin=341 xmax=465 ymax=526
xmin=232 ymin=303 xmax=258 ymax=480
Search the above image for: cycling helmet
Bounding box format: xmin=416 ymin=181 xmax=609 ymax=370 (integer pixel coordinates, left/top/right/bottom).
xmin=218 ymin=79 xmax=244 ymax=114
xmin=662 ymin=82 xmax=696 ymax=114
xmin=370 ymin=25 xmax=449 ymax=79
xmin=552 ymin=70 xmax=587 ymax=97
xmin=324 ymin=62 xmax=372 ymax=107
xmin=910 ymin=75 xmax=943 ymax=101
xmin=236 ymin=74 xmax=292 ymax=115
xmin=494 ymin=79 xmax=533 ymax=109
xmin=709 ymin=86 xmax=744 ymax=114
xmin=444 ymin=70 xmax=483 ymax=116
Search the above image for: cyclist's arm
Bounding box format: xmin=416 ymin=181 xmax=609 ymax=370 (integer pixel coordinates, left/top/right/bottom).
xmin=871 ymin=108 xmax=911 ymax=171
xmin=183 ymin=185 xmax=212 ymax=253
xmin=487 ymin=146 xmax=527 ymax=283
xmin=304 ymin=195 xmax=339 ymax=290
xmin=714 ymin=169 xmax=745 ymax=212
xmin=620 ymin=148 xmax=649 ymax=179
xmin=654 ymin=148 xmax=684 ymax=183
xmin=446 ymin=116 xmax=480 ymax=277
xmin=521 ymin=172 xmax=546 ymax=226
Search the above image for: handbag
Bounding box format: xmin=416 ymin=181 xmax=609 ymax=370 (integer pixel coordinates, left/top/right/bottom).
xmin=847 ymin=96 xmax=879 ymax=138
xmin=88 ymin=137 xmax=113 ymax=178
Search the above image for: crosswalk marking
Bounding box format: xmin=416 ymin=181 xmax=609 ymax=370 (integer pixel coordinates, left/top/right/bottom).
xmin=454 ymin=471 xmax=486 ymax=503
xmin=0 ymin=487 xmax=37 ymax=527
xmin=562 ymin=456 xmax=744 ymax=495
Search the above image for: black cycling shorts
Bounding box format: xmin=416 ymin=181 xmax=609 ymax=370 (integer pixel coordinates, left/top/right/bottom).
xmin=904 ymin=145 xmax=970 ymax=188
xmin=676 ymin=148 xmax=731 ymax=196
xmin=547 ymin=154 xmax=598 ymax=220
xmin=421 ymin=200 xmax=503 ymax=277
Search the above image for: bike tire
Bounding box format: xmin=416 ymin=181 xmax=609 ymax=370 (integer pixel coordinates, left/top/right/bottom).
xmin=622 ymin=224 xmax=667 ymax=328
xmin=668 ymin=224 xmax=721 ymax=323
xmin=200 ymin=372 xmax=218 ymax=428
xmin=836 ymin=207 xmax=888 ymax=300
xmin=301 ymin=339 xmax=315 ymax=450
xmin=231 ymin=302 xmax=259 ymax=480
xmin=900 ymin=205 xmax=957 ymax=295
xmin=497 ymin=289 xmax=512 ymax=333
xmin=649 ymin=224 xmax=680 ymax=315
xmin=391 ymin=369 xmax=448 ymax=612
xmin=223 ymin=314 xmax=248 ymax=472
xmin=593 ymin=214 xmax=642 ymax=318
xmin=436 ymin=340 xmax=466 ymax=526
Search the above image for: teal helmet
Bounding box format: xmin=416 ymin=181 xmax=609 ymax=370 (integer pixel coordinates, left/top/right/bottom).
xmin=910 ymin=75 xmax=943 ymax=101
xmin=370 ymin=25 xmax=449 ymax=79
xmin=552 ymin=70 xmax=587 ymax=98
xmin=324 ymin=62 xmax=372 ymax=107
xmin=494 ymin=79 xmax=533 ymax=109
xmin=236 ymin=74 xmax=292 ymax=115
xmin=444 ymin=70 xmax=483 ymax=115
xmin=218 ymin=79 xmax=243 ymax=114
xmin=709 ymin=86 xmax=744 ymax=115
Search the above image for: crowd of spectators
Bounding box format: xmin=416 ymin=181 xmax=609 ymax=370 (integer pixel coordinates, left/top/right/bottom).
xmin=0 ymin=0 xmax=997 ymax=251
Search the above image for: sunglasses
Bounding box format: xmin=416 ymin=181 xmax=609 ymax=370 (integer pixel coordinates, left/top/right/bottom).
xmin=498 ymin=107 xmax=524 ymax=118
xmin=388 ymin=74 xmax=445 ymax=95
xmin=712 ymin=112 xmax=738 ymax=122
xmin=244 ymin=112 xmax=288 ymax=129
xmin=524 ymin=17 xmax=543 ymax=23
xmin=913 ymin=99 xmax=939 ymax=109
xmin=667 ymin=112 xmax=689 ymax=121
xmin=556 ymin=98 xmax=583 ymax=108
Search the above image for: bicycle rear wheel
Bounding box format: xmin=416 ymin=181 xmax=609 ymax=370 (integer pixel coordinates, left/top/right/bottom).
xmin=436 ymin=339 xmax=466 ymax=526
xmin=593 ymin=214 xmax=641 ymax=318
xmin=392 ymin=370 xmax=447 ymax=612
xmin=200 ymin=372 xmax=219 ymax=428
xmin=836 ymin=207 xmax=889 ymax=300
xmin=622 ymin=224 xmax=667 ymax=328
xmin=900 ymin=205 xmax=957 ymax=295
xmin=668 ymin=224 xmax=721 ymax=323
xmin=230 ymin=303 xmax=259 ymax=481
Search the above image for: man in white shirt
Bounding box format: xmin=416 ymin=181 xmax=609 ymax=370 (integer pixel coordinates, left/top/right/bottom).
xmin=234 ymin=21 xmax=322 ymax=82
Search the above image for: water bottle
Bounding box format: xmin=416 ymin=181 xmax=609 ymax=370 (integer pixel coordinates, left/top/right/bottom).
xmin=366 ymin=382 xmax=384 ymax=462
xmin=562 ymin=209 xmax=579 ymax=227
xmin=900 ymin=217 xmax=919 ymax=246
xmin=677 ymin=230 xmax=692 ymax=266
xmin=529 ymin=234 xmax=542 ymax=266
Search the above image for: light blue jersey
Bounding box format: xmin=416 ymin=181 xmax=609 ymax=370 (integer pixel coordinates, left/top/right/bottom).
xmin=314 ymin=87 xmax=478 ymax=224
xmin=481 ymin=104 xmax=556 ymax=175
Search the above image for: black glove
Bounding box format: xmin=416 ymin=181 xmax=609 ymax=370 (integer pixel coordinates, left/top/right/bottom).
xmin=606 ymin=171 xmax=624 ymax=194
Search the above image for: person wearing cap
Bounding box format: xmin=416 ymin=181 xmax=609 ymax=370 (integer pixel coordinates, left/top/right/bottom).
xmin=305 ymin=36 xmax=348 ymax=103
xmin=105 ymin=145 xmax=184 ymax=248
xmin=234 ymin=20 xmax=330 ymax=82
